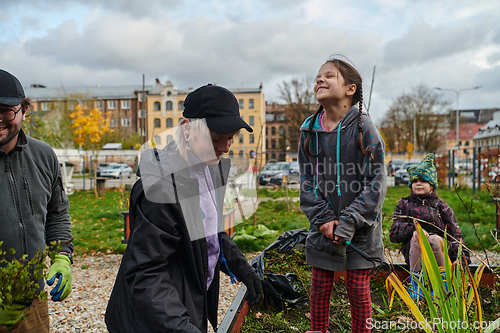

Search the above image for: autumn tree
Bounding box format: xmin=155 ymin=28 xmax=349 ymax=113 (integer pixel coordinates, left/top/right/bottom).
xmin=69 ymin=104 xmax=111 ymax=196
xmin=278 ymin=79 xmax=318 ymax=153
xmin=379 ymin=84 xmax=450 ymax=154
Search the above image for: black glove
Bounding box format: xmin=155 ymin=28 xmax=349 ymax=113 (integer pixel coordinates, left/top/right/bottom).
xmin=241 ymin=272 xmax=263 ymax=306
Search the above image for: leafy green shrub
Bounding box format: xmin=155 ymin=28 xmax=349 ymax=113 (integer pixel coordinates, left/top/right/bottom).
xmin=0 ymin=241 xmax=58 ymax=326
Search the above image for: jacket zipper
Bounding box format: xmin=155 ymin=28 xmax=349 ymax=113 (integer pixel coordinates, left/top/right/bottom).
xmin=22 ymin=171 xmax=35 ymax=215
xmin=6 ymin=156 xmax=28 ymax=254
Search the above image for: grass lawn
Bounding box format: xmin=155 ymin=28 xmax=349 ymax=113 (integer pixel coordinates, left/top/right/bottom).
xmin=68 ymin=189 xmax=128 ymax=255
xmin=68 ymin=185 xmax=499 ymax=255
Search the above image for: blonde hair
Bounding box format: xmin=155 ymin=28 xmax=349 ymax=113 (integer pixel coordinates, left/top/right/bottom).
xmin=175 ymin=118 xmax=240 ymax=164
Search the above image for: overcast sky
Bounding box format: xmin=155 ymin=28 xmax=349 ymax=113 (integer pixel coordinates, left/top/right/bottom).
xmin=1 ymin=0 xmax=499 ymax=122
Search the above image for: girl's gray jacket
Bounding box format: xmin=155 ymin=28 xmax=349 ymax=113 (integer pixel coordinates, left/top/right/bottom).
xmin=299 ymin=107 xmax=387 ymax=272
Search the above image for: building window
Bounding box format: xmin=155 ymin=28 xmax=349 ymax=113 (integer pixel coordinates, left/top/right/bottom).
xmin=249 ymin=116 xmax=254 ymax=126
xmin=154 ymin=118 xmax=161 ymax=128
xmin=178 ymin=101 xmax=184 ymax=110
xmin=239 ymin=150 xmax=244 ymax=159
xmin=68 ymin=102 xmax=75 ymax=111
xmin=95 ymin=101 xmax=103 ymax=109
xmin=108 ymin=100 xmax=117 ymax=110
xmin=167 ymin=135 xmax=174 ymax=144
xmin=166 ymin=118 xmax=173 ymax=128
xmin=154 ymin=101 xmax=161 ymax=111
xmin=271 ymin=153 xmax=276 ymax=160
xmin=110 ymin=118 xmax=117 ymax=127
xmin=41 ymin=102 xmax=49 ymax=111
xmin=228 ymin=151 xmax=233 ymax=157
xmin=272 ymin=127 xmax=276 ymax=135
xmin=138 ymin=93 xmax=144 ymax=102
xmin=167 ymin=91 xmax=172 ymax=97
xmin=154 ymin=135 xmax=162 ymax=145
xmin=279 ymin=126 xmax=284 ymax=135
xmin=138 ymin=109 xmax=146 ymax=118
xmin=266 ymin=127 xmax=268 ymax=135
xmin=271 ymin=139 xmax=276 ymax=149
xmin=122 ymin=118 xmax=130 ymax=127
xmin=250 ymin=134 xmax=254 ymax=144
xmin=166 ymin=101 xmax=173 ymax=111
xmin=239 ymin=99 xmax=244 ymax=109
xmin=122 ymin=100 xmax=130 ymax=109
xmin=249 ymin=99 xmax=254 ymax=109
xmin=178 ymin=117 xmax=183 ymax=124
xmin=250 ymin=150 xmax=255 ymax=158
xmin=239 ymin=133 xmax=244 ymax=143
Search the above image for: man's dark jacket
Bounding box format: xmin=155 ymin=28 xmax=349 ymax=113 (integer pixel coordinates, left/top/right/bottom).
xmin=105 ymin=142 xmax=253 ymax=333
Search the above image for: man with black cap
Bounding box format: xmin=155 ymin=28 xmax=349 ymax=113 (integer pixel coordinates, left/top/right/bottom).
xmin=0 ymin=69 xmax=74 ymax=332
xmin=105 ymin=84 xmax=263 ymax=333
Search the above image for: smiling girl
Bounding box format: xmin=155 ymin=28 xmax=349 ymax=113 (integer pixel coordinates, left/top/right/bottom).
xmin=299 ymin=56 xmax=387 ymax=333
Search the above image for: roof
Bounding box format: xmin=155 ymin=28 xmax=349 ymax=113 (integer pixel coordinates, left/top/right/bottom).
xmin=24 ymin=85 xmax=261 ymax=100
xmin=25 ymin=85 xmax=152 ymax=101
xmin=473 ymin=111 xmax=500 ymax=140
xmin=446 ymin=124 xmax=483 ymax=140
xmin=102 ymin=143 xmax=123 ymax=150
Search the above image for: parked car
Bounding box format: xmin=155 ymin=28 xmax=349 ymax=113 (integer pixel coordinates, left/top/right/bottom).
xmin=269 ymin=161 xmax=299 ymax=185
xmin=96 ymin=163 xmax=116 ymax=177
xmin=394 ymin=162 xmax=418 ymax=185
xmin=229 ymin=163 xmax=238 ymax=178
xmin=99 ymin=163 xmax=133 ymax=179
xmin=259 ymin=162 xmax=294 ymax=185
xmin=387 ymin=159 xmax=405 ymax=176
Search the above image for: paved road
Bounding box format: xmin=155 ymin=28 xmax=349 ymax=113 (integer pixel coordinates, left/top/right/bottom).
xmin=71 ymin=174 xmax=138 ymax=190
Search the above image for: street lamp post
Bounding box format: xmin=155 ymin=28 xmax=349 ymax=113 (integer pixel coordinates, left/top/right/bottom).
xmin=434 ymin=86 xmax=482 ymax=152
xmin=434 ymin=86 xmax=481 ymax=188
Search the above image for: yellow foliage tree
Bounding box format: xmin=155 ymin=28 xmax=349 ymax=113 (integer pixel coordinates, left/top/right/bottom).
xmin=69 ymin=104 xmax=112 ymax=196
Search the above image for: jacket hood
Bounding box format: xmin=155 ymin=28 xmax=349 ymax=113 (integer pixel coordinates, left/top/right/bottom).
xmin=138 ymin=140 xmax=229 ymax=205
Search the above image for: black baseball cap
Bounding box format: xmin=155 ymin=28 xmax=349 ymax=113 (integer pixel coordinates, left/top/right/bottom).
xmin=0 ymin=69 xmax=25 ymax=106
xmin=183 ymin=84 xmax=253 ymax=134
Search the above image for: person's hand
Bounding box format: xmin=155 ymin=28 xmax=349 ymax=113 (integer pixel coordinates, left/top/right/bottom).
xmin=333 ymin=234 xmax=343 ymax=245
xmin=46 ymin=254 xmax=72 ymax=301
xmin=319 ymin=220 xmax=339 ymax=240
xmin=0 ymin=303 xmax=26 ymax=326
xmin=413 ymin=230 xmax=430 ymax=239
xmin=241 ymin=272 xmax=263 ymax=306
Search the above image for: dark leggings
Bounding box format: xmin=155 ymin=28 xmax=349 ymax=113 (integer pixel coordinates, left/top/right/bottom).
xmin=310 ymin=266 xmax=371 ymax=333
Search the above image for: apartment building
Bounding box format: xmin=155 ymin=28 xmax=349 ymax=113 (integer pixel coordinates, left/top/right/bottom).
xmin=145 ymin=80 xmax=266 ymax=171
xmin=25 ymin=84 xmax=148 ymax=139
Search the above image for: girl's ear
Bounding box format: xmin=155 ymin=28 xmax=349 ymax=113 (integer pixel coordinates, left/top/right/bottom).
xmin=345 ymin=83 xmax=357 ymax=97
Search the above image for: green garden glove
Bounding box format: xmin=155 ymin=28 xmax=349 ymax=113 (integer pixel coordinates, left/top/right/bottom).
xmin=0 ymin=303 xmax=26 ymax=326
xmin=46 ymin=254 xmax=72 ymax=301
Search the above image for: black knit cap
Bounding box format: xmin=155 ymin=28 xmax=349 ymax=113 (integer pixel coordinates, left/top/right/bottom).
xmin=0 ymin=69 xmax=25 ymax=106
xmin=183 ymin=84 xmax=253 ymax=134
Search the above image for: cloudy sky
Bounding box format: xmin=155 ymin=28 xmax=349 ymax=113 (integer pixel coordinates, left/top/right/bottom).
xmin=1 ymin=0 xmax=499 ymax=122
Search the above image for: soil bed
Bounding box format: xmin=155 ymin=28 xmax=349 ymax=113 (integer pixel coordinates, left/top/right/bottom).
xmin=241 ymin=250 xmax=500 ymax=333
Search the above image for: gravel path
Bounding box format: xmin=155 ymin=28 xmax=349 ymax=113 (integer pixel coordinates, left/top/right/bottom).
xmin=48 ymin=249 xmax=500 ymax=332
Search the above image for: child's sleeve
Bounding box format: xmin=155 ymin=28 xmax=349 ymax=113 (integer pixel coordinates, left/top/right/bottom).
xmin=298 ymin=131 xmax=337 ymax=226
xmin=335 ymin=119 xmax=387 ymax=240
xmin=440 ymin=201 xmax=471 ymax=264
xmin=389 ymin=199 xmax=415 ymax=244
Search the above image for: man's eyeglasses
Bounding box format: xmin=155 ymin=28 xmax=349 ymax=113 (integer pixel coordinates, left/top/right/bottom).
xmin=0 ymin=105 xmax=23 ymax=122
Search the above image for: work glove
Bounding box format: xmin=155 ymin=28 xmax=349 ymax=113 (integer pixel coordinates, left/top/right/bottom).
xmin=241 ymin=272 xmax=263 ymax=306
xmin=0 ymin=303 xmax=26 ymax=326
xmin=46 ymin=254 xmax=72 ymax=301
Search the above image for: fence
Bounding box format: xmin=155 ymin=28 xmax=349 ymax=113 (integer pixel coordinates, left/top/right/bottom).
xmin=434 ymin=145 xmax=500 ymax=193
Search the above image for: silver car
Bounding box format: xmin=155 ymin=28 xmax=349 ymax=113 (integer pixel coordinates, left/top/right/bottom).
xmin=99 ymin=163 xmax=133 ymax=179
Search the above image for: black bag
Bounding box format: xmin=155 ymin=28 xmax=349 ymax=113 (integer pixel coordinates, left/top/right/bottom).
xmin=249 ymin=229 xmax=310 ymax=310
